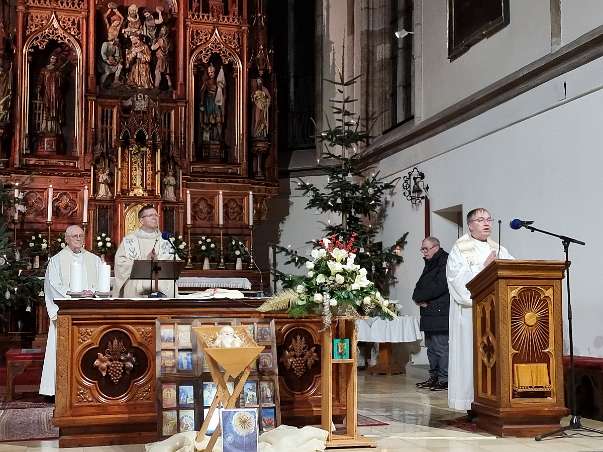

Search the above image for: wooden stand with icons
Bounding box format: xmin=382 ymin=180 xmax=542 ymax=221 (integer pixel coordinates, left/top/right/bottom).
xmin=322 ymin=318 xmax=375 ymax=448
xmin=192 ymin=325 xmax=264 ymax=451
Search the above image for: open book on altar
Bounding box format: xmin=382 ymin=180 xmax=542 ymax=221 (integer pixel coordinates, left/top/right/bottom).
xmin=178 ymin=288 xmax=245 ymax=299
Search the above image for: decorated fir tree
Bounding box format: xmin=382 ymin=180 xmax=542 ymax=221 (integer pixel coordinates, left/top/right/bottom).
xmin=275 ymin=64 xmax=407 ymax=297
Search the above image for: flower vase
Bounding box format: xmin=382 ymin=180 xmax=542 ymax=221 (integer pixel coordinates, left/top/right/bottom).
xmin=33 ymin=255 xmax=40 ymax=269
xmin=203 ymin=257 xmax=210 ymax=270
xmin=235 ymin=257 xmax=243 ymax=270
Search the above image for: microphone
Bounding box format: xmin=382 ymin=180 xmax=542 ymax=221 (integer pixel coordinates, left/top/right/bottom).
xmin=510 ymin=219 xmax=534 ymax=230
xmin=161 ymin=231 xmax=180 ymax=255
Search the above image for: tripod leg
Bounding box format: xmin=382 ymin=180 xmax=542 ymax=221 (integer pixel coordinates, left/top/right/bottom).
xmin=535 ymin=425 xmax=571 ymax=441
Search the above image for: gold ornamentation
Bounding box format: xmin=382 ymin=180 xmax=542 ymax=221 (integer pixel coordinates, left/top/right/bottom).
xmin=192 ymin=197 xmax=214 ymax=223
xmin=93 ymin=337 xmax=137 ymax=384
xmin=194 ymin=29 xmax=239 ymax=64
xmin=190 ymin=28 xmax=213 ymax=49
xmin=189 ymin=12 xmax=243 ymax=25
xmin=53 ymin=191 xmax=78 ymax=218
xmin=28 ymin=13 xmax=81 ymax=50
xmin=124 ymin=203 xmax=145 ymax=236
xmin=280 ymin=335 xmax=318 ymax=378
xmin=26 ymin=0 xmax=85 ymax=10
xmin=23 ymin=191 xmax=45 ymax=217
xmin=79 ymin=327 xmax=94 ymax=344
xmin=511 ymin=287 xmax=550 ymax=362
xmin=132 ymin=383 xmax=152 ymax=401
xmin=76 ymin=385 xmax=95 ymax=403
xmin=26 ymin=12 xmax=51 ymax=36
xmin=225 ymin=198 xmax=243 ymax=222
xmin=221 ymin=31 xmax=241 ymax=51
xmin=136 ymin=327 xmax=153 ymax=345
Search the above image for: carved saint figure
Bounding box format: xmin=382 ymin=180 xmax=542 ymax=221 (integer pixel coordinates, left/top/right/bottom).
xmin=104 ymin=3 xmax=124 ymax=41
xmin=96 ymin=165 xmax=113 ymax=199
xmin=100 ymin=39 xmax=123 ymax=86
xmin=162 ymin=169 xmax=177 ymax=201
xmin=126 ymin=34 xmax=153 ymax=89
xmin=123 ymin=4 xmax=142 ymax=38
xmin=151 ymin=26 xmax=172 ymax=89
xmin=0 ymin=55 xmax=12 ymax=123
xmin=142 ymin=7 xmax=163 ymax=44
xmin=251 ymin=78 xmax=271 ymax=138
xmin=37 ymin=55 xmax=65 ymax=134
xmin=199 ymin=64 xmax=226 ymax=143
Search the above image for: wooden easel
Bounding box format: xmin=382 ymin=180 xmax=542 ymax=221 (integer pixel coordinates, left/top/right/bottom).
xmin=322 ymin=318 xmax=375 ymax=448
xmin=193 ymin=325 xmax=264 ymax=451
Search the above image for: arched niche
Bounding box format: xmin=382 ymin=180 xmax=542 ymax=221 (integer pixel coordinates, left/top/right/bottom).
xmin=188 ymin=28 xmax=243 ymax=164
xmin=21 ymin=14 xmax=84 ymax=158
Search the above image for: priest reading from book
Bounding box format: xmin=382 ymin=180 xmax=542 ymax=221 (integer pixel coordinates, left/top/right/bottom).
xmin=113 ymin=204 xmax=178 ymax=298
xmin=446 ymin=207 xmax=514 ymax=415
xmin=40 ymin=225 xmax=103 ymax=398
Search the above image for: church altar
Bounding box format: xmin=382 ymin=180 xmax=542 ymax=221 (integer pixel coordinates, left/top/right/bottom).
xmin=53 ymin=298 xmax=346 ymax=447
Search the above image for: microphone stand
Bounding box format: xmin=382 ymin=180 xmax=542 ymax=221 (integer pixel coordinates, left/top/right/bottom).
xmin=520 ymin=224 xmax=601 ymax=440
xmin=243 ymin=243 xmax=263 ymax=296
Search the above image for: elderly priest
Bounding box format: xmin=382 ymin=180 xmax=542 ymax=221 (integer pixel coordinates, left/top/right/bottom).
xmin=40 ymin=225 xmax=102 ymax=397
xmin=113 ymin=204 xmax=178 ymax=298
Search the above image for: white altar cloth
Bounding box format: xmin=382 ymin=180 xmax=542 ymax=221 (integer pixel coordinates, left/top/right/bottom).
xmin=356 ymin=315 xmax=422 ymax=343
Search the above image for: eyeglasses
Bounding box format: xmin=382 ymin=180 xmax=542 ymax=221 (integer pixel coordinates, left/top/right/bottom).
xmin=470 ymin=217 xmax=494 ymax=224
xmin=67 ymin=234 xmax=84 ymax=239
xmin=141 ymin=213 xmax=159 ymax=219
xmin=420 ymin=246 xmax=436 ymax=252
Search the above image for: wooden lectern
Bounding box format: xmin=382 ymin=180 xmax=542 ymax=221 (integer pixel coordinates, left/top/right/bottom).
xmin=466 ymin=260 xmax=569 ymax=437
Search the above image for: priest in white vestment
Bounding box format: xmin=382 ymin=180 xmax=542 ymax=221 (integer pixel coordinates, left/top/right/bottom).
xmin=40 ymin=225 xmax=102 ymax=397
xmin=446 ymin=208 xmax=514 ymax=412
xmin=113 ymin=205 xmax=178 ymax=298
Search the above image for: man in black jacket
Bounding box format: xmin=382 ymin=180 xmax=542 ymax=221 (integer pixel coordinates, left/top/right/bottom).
xmin=412 ymin=237 xmax=450 ymax=391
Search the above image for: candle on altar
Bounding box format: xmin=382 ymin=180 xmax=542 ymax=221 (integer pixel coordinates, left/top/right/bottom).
xmin=13 ymin=183 xmax=19 ymax=221
xmin=186 ymin=190 xmax=192 ymax=225
xmin=97 ymin=263 xmax=111 ymax=293
xmin=69 ymin=260 xmax=83 ymax=293
xmin=248 ymin=191 xmax=254 ymax=226
xmin=83 ymin=185 xmax=89 ymax=223
xmin=47 ymin=185 xmax=53 ymax=222
xmin=218 ymin=190 xmax=224 ymax=226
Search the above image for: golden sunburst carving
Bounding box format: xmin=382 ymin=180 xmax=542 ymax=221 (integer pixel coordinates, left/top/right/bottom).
xmin=510 ymin=288 xmax=550 ymax=362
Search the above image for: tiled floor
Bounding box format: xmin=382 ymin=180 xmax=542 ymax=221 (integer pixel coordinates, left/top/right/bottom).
xmin=6 ymin=372 xmax=603 ymax=451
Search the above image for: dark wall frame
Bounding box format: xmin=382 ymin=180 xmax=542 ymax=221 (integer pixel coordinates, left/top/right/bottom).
xmin=448 ymin=0 xmax=510 ymax=60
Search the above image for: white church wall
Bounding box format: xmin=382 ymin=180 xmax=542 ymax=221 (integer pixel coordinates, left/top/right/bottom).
xmin=562 ymin=0 xmax=603 ymax=45
xmin=377 ymin=75 xmax=603 ymax=358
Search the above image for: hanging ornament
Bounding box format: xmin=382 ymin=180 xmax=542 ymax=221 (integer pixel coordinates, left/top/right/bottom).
xmin=0 ymin=255 xmax=6 ymax=266
xmin=4 ymin=290 xmax=9 ymax=300
xmin=25 ymin=303 xmax=31 ymax=313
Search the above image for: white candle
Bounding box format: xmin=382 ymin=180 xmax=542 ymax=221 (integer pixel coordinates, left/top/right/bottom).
xmin=186 ymin=190 xmax=192 ymax=225
xmin=70 ymin=260 xmax=83 ymax=293
xmin=13 ymin=183 xmax=18 ymax=221
xmin=97 ymin=263 xmax=111 ymax=293
xmin=47 ymin=185 xmax=53 ymax=222
xmin=218 ymin=190 xmax=224 ymax=226
xmin=248 ymin=191 xmax=254 ymax=226
xmin=83 ymin=185 xmax=88 ymax=223
xmin=14 ymin=183 xmax=19 ymax=199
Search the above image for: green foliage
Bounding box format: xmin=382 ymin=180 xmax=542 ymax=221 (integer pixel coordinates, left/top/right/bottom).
xmin=276 ymin=66 xmax=408 ymax=296
xmin=0 ymin=182 xmax=44 ymax=311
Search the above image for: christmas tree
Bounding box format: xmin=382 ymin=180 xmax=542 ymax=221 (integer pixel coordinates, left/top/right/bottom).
xmin=0 ymin=181 xmax=44 ymax=315
xmin=275 ymin=62 xmax=408 ymax=296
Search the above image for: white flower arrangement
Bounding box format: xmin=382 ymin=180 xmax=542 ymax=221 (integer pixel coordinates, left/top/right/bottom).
xmin=28 ymin=233 xmax=48 ymax=254
xmin=95 ymin=232 xmax=113 ymax=255
xmin=196 ymin=236 xmax=217 ymax=259
xmin=228 ymin=237 xmax=248 ymax=261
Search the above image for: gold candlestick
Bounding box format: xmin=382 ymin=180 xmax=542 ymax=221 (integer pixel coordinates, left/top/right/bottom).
xmin=248 ymin=226 xmax=255 ymax=270
xmin=218 ymin=227 xmax=225 ymax=269
xmin=186 ymin=224 xmax=193 ymax=268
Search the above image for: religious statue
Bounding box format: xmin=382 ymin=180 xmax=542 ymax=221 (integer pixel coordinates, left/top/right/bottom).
xmin=0 ymin=54 xmax=12 ymax=123
xmin=142 ymin=7 xmax=163 ymax=44
xmin=251 ymin=78 xmax=271 ymax=138
xmin=100 ymin=39 xmax=123 ymax=87
xmin=162 ymin=168 xmax=177 ymax=201
xmin=199 ymin=64 xmax=226 ymax=143
xmin=37 ymin=55 xmax=65 ymax=134
xmin=209 ymin=0 xmax=224 ymax=16
xmin=126 ymin=34 xmax=153 ymax=89
xmin=212 ymin=326 xmax=243 ymax=348
xmin=151 ymin=26 xmax=172 ymax=89
xmin=122 ymin=3 xmax=142 ymax=38
xmin=103 ymin=3 xmax=124 ymax=41
xmin=96 ymin=164 xmax=113 ymax=199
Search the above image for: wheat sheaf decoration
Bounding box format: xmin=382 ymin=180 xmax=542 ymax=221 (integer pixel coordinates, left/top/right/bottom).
xmin=510 ymin=288 xmax=550 ymax=362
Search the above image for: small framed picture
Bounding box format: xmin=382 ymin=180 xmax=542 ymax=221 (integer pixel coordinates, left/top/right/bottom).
xmin=221 ymin=408 xmax=259 ymax=452
xmin=179 ymin=409 xmax=195 ymax=432
xmin=255 ymin=324 xmax=272 ymax=343
xmin=259 ymin=381 xmax=274 ymax=405
xmin=178 ymin=385 xmax=194 ymax=406
xmin=178 ymin=350 xmax=193 ymax=371
xmin=260 ymin=407 xmax=276 ymax=431
xmin=162 ymin=410 xmax=177 ymax=436
xmin=177 ymin=324 xmax=192 ymax=348
xmin=333 ymin=338 xmax=350 ymax=359
xmin=161 ymin=350 xmax=176 ymax=373
xmin=258 ymin=352 xmax=273 ymax=372
xmin=160 ymin=324 xmax=176 ymax=348
xmin=203 ymin=382 xmax=217 ymax=406
xmin=242 ymin=381 xmax=258 ymax=407
xmin=162 ymin=383 xmax=177 ymax=408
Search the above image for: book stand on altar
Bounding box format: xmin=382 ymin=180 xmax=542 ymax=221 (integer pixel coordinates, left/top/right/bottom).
xmin=322 ymin=318 xmax=375 ymax=448
xmin=192 ymin=325 xmax=264 ymax=451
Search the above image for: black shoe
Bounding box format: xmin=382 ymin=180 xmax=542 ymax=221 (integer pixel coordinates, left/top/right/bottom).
xmin=416 ymin=377 xmax=438 ymax=388
xmin=43 ymin=395 xmax=55 ymax=403
xmin=430 ymin=381 xmax=448 ymax=391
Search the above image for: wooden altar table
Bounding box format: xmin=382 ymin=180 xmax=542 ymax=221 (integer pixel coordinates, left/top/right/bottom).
xmin=53 ymin=298 xmax=346 ymax=447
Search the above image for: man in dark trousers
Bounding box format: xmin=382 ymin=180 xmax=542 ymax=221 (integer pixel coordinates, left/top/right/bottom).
xmin=412 ymin=237 xmax=450 ymax=391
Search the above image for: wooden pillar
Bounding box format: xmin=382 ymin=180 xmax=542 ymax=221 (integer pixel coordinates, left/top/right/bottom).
xmin=176 ymin=0 xmax=186 ymax=96
xmin=11 ymin=0 xmax=25 ymax=167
